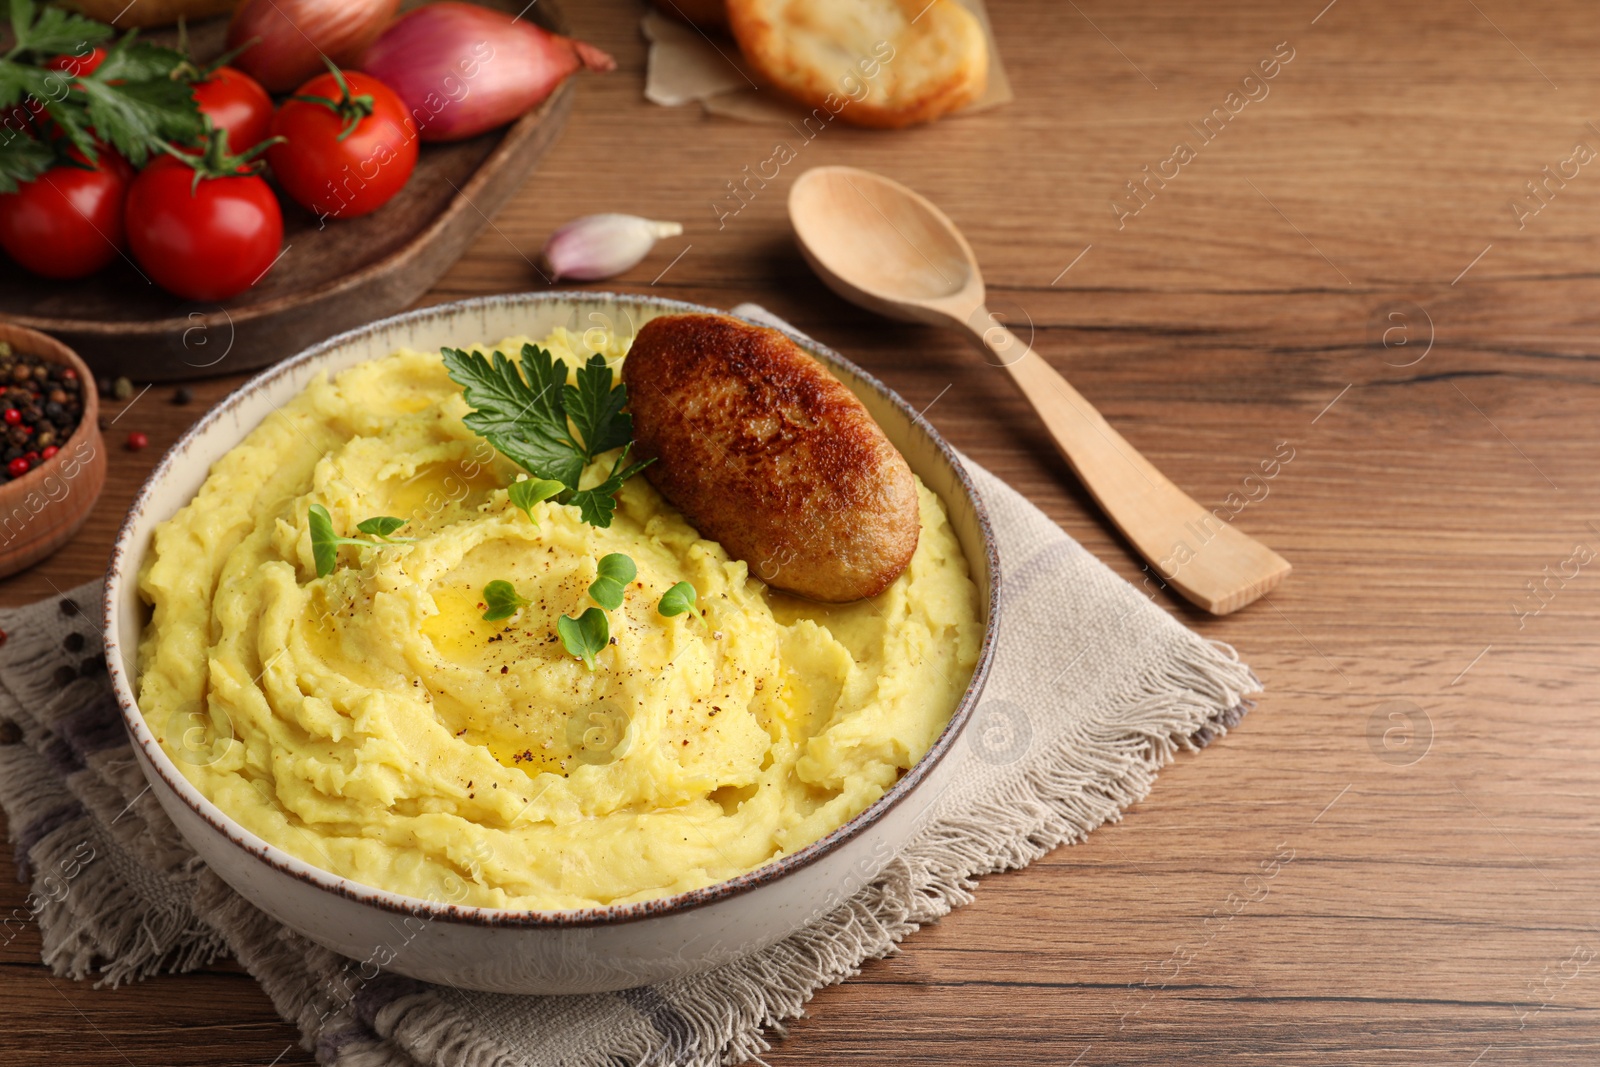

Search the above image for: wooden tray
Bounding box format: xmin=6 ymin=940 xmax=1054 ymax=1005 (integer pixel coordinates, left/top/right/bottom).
xmin=0 ymin=1 xmax=574 ymax=382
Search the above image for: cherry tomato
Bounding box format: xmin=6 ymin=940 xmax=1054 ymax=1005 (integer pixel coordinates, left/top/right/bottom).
xmin=125 ymin=155 xmax=284 ymax=301
xmin=12 ymin=48 xmax=108 ymax=134
xmin=0 ymin=151 xmax=129 ymax=280
xmin=193 ymin=67 xmax=274 ymax=152
xmin=44 ymin=47 xmax=106 ymax=76
xmin=267 ymin=70 xmax=417 ymax=221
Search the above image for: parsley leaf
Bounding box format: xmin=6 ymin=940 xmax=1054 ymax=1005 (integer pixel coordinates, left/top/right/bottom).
xmin=481 ymin=580 xmax=530 ymax=622
xmin=657 ymin=582 xmax=698 ymax=619
xmin=557 ymin=608 xmax=609 ymax=670
xmin=588 ymin=553 xmax=636 ymax=611
xmin=0 ymin=61 xmax=52 ymax=109
xmin=80 ymin=71 xmax=201 ymax=166
xmin=7 ymin=2 xmax=110 ymax=58
xmin=442 ymin=345 xmax=584 ymax=489
xmin=308 ymin=505 xmax=413 ymax=577
xmin=567 ymin=444 xmax=654 ymax=529
xmin=444 ymin=344 xmax=567 ymax=440
xmin=0 ymin=3 xmax=200 ymax=187
xmin=443 ymin=345 xmax=655 ymax=529
xmin=507 ymin=477 xmax=565 ymax=524
xmin=0 ymin=129 xmax=51 ymax=193
xmin=90 ymin=35 xmax=185 ymax=82
xmin=565 ymin=354 xmax=632 ymax=459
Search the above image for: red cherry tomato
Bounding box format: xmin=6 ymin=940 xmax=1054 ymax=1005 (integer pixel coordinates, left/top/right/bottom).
xmin=94 ymin=144 xmax=136 ymax=185
xmin=125 ymin=156 xmax=284 ymax=301
xmin=267 ymin=70 xmax=417 ymax=221
xmin=193 ymin=67 xmax=274 ymax=152
xmin=0 ymin=151 xmax=129 ymax=280
xmin=44 ymin=47 xmax=106 ymax=76
xmin=13 ymin=49 xmax=108 ymax=135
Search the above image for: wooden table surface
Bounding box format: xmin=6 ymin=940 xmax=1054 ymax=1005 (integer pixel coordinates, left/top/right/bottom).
xmin=5 ymin=1 xmax=1600 ymax=1063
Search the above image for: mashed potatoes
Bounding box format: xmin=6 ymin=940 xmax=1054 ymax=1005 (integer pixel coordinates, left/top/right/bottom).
xmin=137 ymin=328 xmax=980 ymax=909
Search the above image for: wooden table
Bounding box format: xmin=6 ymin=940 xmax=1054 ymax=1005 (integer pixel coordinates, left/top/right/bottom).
xmin=4 ymin=1 xmax=1599 ymax=1062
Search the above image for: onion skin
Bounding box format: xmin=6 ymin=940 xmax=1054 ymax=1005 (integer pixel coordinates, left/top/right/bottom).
xmin=227 ymin=0 xmax=401 ymax=94
xmin=360 ymin=3 xmax=616 ymax=143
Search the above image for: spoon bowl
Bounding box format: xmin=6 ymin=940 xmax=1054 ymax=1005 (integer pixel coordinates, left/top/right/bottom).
xmin=789 ymin=165 xmax=1290 ymax=615
xmin=790 ymin=167 xmax=981 ymax=325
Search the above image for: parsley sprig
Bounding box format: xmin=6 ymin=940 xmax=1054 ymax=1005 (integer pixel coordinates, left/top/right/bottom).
xmin=308 ymin=505 xmax=413 ymax=578
xmin=0 ymin=1 xmax=202 ymax=192
xmin=442 ymin=345 xmax=654 ymax=528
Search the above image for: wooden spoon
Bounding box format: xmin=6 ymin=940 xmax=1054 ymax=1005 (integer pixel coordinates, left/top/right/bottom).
xmin=787 ymin=165 xmax=1290 ymax=615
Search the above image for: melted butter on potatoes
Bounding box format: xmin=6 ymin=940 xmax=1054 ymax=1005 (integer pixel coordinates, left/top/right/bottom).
xmin=137 ymin=328 xmax=980 ymax=909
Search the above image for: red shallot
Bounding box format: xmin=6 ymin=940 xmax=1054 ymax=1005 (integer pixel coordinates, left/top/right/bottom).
xmin=227 ymin=0 xmax=400 ymax=94
xmin=360 ymin=3 xmax=615 ymax=143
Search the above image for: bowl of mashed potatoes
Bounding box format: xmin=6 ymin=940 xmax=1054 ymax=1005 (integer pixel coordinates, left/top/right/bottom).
xmin=103 ymin=293 xmax=999 ymax=994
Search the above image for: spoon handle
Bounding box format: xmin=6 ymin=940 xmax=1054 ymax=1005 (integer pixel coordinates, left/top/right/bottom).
xmin=972 ymin=317 xmax=1290 ymax=614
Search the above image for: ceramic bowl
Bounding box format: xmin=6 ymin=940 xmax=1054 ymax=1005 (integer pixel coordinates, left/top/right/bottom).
xmin=102 ymin=293 xmax=1000 ymax=994
xmin=0 ymin=323 xmax=105 ymax=579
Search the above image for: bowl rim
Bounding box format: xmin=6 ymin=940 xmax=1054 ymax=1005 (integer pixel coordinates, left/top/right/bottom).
xmin=102 ymin=291 xmax=1002 ymax=929
xmin=0 ymin=322 xmax=101 ymax=506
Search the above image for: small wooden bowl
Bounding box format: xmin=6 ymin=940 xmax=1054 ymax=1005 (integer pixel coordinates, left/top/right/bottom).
xmin=0 ymin=323 xmax=106 ymax=579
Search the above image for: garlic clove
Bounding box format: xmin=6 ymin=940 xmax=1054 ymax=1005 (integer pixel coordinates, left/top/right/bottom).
xmin=539 ymin=214 xmax=684 ymax=282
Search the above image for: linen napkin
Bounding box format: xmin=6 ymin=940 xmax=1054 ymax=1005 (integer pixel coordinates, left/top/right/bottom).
xmin=0 ymin=308 xmax=1257 ymax=1067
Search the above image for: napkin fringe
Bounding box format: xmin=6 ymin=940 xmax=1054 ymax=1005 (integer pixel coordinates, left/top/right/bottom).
xmin=0 ymin=596 xmax=245 ymax=989
xmin=378 ymin=994 xmax=524 ymax=1067
xmin=0 ymin=740 xmax=228 ymax=987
